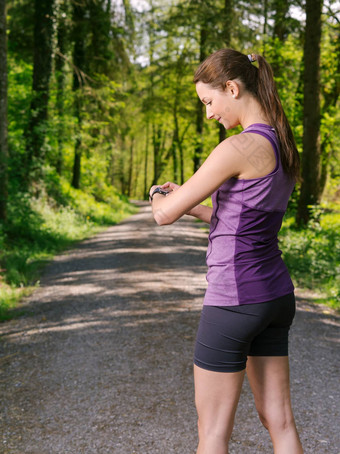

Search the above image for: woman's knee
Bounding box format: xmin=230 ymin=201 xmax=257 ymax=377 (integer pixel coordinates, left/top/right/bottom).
xmin=197 ymin=414 xmax=234 ymax=441
xmin=256 ymin=406 xmax=295 ymax=433
xmin=257 ymin=409 xmax=270 ymax=430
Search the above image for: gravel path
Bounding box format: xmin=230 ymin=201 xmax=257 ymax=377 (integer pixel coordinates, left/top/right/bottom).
xmin=0 ymin=202 xmax=339 ymax=454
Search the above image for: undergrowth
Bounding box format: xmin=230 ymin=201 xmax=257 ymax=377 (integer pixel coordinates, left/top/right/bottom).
xmin=280 ymin=204 xmax=340 ymax=310
xmin=0 ymin=180 xmax=137 ymax=321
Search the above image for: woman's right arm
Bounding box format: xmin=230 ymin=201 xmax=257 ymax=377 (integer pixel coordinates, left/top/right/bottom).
xmin=149 ymin=136 xmax=245 ymax=226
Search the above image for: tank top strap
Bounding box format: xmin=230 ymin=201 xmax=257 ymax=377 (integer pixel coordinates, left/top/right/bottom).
xmin=241 ymin=123 xmax=280 ymax=173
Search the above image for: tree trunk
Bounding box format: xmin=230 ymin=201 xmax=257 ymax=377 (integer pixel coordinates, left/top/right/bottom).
xmin=25 ymin=0 xmax=55 ymax=178
xmin=177 ymin=133 xmax=185 ymax=187
xmin=271 ymin=0 xmax=290 ymax=77
xmin=172 ymin=101 xmax=179 ymax=183
xmin=219 ymin=0 xmax=233 ymax=143
xmin=273 ymin=0 xmax=290 ymax=41
xmin=171 ymin=138 xmax=179 ymax=184
xmin=296 ymin=0 xmax=323 ymax=225
xmin=71 ymin=1 xmax=86 ymax=189
xmin=193 ymin=97 xmax=204 ymax=173
xmin=71 ymin=143 xmax=81 ymax=189
xmin=128 ymin=139 xmax=134 ymax=197
xmin=88 ymin=0 xmax=111 ymax=76
xmin=193 ymin=27 xmax=207 ymax=173
xmin=143 ymin=122 xmax=149 ymax=200
xmin=55 ymin=3 xmax=67 ymax=176
xmin=0 ymin=0 xmax=8 ymax=221
xmin=174 ymin=109 xmax=185 ymax=185
xmin=262 ymin=0 xmax=268 ymax=55
xmin=151 ymin=125 xmax=163 ymax=186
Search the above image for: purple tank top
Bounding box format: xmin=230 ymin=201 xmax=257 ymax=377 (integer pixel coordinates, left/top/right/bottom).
xmin=204 ymin=123 xmax=295 ymax=306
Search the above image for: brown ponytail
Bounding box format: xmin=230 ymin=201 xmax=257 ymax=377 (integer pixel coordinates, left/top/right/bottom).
xmin=194 ymin=49 xmax=300 ymax=181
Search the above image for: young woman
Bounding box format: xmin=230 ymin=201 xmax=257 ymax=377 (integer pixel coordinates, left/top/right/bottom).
xmin=149 ymin=48 xmax=303 ymax=454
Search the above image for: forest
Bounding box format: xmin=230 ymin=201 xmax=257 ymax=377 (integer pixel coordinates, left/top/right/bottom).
xmin=0 ymin=0 xmax=339 ymax=318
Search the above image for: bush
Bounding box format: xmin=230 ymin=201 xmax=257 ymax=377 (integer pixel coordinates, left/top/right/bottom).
xmin=0 ymin=180 xmax=137 ymax=320
xmin=280 ymin=206 xmax=340 ymax=310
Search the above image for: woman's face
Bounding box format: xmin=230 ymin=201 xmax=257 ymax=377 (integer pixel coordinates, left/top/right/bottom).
xmin=196 ymin=81 xmax=237 ymax=130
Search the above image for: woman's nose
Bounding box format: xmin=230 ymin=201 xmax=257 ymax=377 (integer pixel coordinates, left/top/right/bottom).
xmin=206 ymin=106 xmax=214 ymax=120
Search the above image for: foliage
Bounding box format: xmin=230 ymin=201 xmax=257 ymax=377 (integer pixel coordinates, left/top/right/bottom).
xmin=0 ymin=174 xmax=136 ymax=320
xmin=280 ymin=203 xmax=340 ymax=310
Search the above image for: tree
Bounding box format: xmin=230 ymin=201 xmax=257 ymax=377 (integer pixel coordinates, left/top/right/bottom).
xmin=25 ymin=0 xmax=56 ymax=180
xmin=0 ymin=0 xmax=8 ymax=221
xmin=87 ymin=0 xmax=112 ymax=76
xmin=193 ymin=27 xmax=207 ymax=173
xmin=218 ymin=0 xmax=233 ymax=143
xmin=296 ymin=0 xmax=324 ymax=225
xmin=319 ymin=15 xmax=340 ymax=194
xmin=71 ymin=0 xmax=86 ymax=189
xmin=271 ymin=0 xmax=290 ymax=76
xmin=70 ymin=0 xmax=133 ymax=189
xmin=55 ymin=0 xmax=70 ymax=176
xmin=273 ymin=0 xmax=290 ymax=41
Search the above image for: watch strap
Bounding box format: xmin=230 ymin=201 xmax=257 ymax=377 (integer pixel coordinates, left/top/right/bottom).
xmin=150 ymin=187 xmax=169 ymax=201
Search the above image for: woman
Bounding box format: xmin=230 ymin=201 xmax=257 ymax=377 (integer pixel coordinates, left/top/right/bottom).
xmin=149 ymin=48 xmax=303 ymax=454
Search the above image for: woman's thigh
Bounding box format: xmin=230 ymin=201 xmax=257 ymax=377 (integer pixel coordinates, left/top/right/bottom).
xmin=194 ymin=365 xmax=245 ymax=440
xmin=246 ymin=356 xmax=293 ymax=424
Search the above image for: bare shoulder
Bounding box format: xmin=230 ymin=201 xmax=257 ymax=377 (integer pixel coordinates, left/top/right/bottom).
xmin=208 ymin=133 xmax=249 ymax=162
xmin=221 ymin=132 xmax=276 ymax=179
xmin=204 ymin=134 xmax=245 ymax=178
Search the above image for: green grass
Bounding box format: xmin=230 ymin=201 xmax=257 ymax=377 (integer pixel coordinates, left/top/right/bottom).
xmin=0 ymin=183 xmax=137 ymax=321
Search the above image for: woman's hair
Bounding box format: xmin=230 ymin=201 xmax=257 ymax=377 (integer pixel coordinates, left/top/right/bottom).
xmin=194 ymin=48 xmax=300 ymax=181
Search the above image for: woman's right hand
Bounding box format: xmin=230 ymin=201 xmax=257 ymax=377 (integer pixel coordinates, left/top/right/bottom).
xmin=159 ymin=181 xmax=180 ymax=194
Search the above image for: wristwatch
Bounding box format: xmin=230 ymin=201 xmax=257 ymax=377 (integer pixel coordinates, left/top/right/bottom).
xmin=150 ymin=187 xmax=169 ymax=201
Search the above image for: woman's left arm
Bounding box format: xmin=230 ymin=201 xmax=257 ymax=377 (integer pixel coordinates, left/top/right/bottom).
xmin=150 ymin=136 xmax=244 ymax=226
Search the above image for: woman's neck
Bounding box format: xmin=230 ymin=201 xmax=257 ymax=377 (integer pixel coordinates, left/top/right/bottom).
xmin=238 ymin=94 xmax=269 ymax=129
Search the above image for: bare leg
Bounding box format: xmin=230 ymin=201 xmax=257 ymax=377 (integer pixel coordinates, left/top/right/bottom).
xmin=194 ymin=365 xmax=245 ymax=454
xmin=246 ymin=356 xmax=303 ymax=454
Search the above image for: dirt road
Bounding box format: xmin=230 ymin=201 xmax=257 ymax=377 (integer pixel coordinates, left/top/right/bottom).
xmin=1 ymin=202 xmax=339 ymax=453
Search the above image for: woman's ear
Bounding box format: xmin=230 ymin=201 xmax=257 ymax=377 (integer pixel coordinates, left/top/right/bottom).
xmin=226 ymin=80 xmax=240 ymax=99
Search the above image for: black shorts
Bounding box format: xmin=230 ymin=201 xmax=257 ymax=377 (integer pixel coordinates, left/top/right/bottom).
xmin=194 ymin=293 xmax=296 ymax=373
